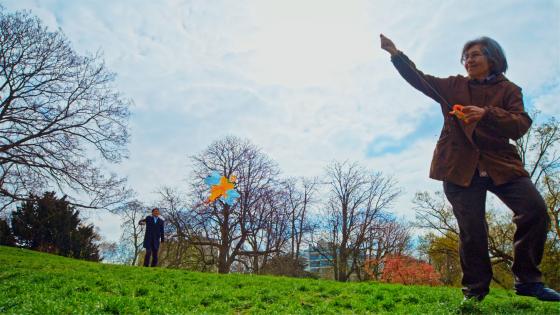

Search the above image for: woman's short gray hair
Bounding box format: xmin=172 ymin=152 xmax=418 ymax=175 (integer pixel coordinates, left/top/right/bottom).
xmin=461 ymin=36 xmax=508 ymax=74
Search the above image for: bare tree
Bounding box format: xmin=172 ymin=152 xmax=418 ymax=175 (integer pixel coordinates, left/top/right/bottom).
xmin=516 ymin=115 xmax=560 ymax=186
xmin=241 ymin=186 xmax=288 ymax=273
xmin=361 ymin=214 xmax=412 ymax=281
xmin=544 ymin=176 xmax=560 ymax=240
xmin=234 ymin=177 xmax=317 ymax=275
xmin=317 ymin=161 xmax=400 ymax=282
xmin=154 ymin=187 xmax=187 ymax=268
xmin=0 ymin=8 xmax=131 ymax=211
xmin=115 ymin=200 xmax=145 ymax=265
xmin=153 ymin=186 xmax=218 ymax=271
xmin=516 ymin=115 xmax=560 ymax=240
xmin=189 ymin=136 xmax=280 ymax=273
xmin=413 ymin=191 xmax=459 ymax=238
xmin=285 ymin=177 xmax=317 ymax=261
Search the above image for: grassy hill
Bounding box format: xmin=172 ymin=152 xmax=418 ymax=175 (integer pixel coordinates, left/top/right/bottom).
xmin=1 ymin=246 xmax=558 ymax=314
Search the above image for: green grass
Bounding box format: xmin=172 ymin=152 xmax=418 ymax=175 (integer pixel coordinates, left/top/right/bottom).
xmin=1 ymin=246 xmax=558 ymax=314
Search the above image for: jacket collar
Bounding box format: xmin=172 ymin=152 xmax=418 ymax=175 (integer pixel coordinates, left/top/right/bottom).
xmin=469 ymin=73 xmax=506 ymax=85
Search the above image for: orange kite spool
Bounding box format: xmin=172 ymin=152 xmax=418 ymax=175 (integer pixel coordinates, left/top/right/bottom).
xmin=450 ymin=104 xmax=467 ymax=122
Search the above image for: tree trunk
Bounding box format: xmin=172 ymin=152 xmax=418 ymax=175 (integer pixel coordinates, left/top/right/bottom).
xmin=218 ymin=244 xmax=229 ymax=274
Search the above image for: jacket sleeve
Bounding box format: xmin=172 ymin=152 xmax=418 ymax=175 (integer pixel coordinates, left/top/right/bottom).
xmin=391 ymin=51 xmax=454 ymax=105
xmin=477 ymin=84 xmax=532 ymax=140
xmin=160 ymin=220 xmax=165 ymax=242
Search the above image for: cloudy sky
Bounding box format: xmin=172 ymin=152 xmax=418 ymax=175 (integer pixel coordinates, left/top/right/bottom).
xmin=5 ymin=0 xmax=559 ymax=241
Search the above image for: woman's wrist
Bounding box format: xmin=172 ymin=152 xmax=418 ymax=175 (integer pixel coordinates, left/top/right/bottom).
xmin=390 ymin=49 xmax=400 ymax=56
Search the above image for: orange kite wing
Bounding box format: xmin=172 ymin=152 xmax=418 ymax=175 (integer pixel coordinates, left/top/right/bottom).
xmin=208 ymin=176 xmax=235 ymax=202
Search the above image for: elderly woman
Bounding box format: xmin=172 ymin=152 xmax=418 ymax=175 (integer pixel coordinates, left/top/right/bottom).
xmin=380 ymin=34 xmax=559 ymax=302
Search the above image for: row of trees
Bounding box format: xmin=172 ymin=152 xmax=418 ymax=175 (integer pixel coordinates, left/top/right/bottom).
xmin=107 ymin=112 xmax=559 ymax=288
xmin=107 ymin=135 xmax=412 ymax=282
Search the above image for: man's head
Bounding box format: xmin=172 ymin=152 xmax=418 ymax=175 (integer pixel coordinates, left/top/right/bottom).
xmin=152 ymin=208 xmax=160 ymax=217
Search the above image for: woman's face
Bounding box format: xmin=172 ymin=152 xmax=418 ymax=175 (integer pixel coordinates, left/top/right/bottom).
xmin=464 ymin=44 xmax=491 ymax=80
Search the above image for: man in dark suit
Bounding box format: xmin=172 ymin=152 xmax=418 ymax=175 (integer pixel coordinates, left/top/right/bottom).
xmin=139 ymin=208 xmax=165 ymax=267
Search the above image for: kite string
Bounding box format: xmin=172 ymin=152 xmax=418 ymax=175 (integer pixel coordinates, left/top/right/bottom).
xmin=394 ymin=52 xmax=455 ymax=110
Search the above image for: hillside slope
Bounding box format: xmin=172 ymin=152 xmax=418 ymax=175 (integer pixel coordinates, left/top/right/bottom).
xmin=0 ymin=246 xmax=558 ymax=314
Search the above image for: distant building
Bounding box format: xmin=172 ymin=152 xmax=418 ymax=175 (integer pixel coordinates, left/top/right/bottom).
xmin=302 ymin=241 xmax=368 ymax=279
xmin=303 ymin=247 xmax=334 ymax=273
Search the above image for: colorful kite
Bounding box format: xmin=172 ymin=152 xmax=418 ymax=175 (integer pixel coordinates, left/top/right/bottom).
xmin=204 ymin=171 xmax=240 ymax=206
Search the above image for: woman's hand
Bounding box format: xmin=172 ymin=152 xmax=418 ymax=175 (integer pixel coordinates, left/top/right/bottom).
xmin=380 ymin=34 xmax=398 ymax=56
xmin=462 ymin=105 xmax=486 ymax=124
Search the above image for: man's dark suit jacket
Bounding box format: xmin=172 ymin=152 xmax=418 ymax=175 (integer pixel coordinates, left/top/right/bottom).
xmin=141 ymin=215 xmax=165 ymax=250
